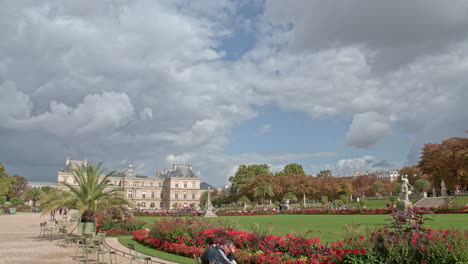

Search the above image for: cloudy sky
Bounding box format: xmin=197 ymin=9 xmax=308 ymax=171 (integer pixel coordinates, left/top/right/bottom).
xmin=1 ymin=0 xmax=467 ymax=187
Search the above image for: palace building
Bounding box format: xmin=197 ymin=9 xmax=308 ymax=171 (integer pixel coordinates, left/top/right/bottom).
xmin=56 ymin=157 xmax=202 ymax=210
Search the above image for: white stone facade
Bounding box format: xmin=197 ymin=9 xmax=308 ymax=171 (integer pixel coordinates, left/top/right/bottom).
xmin=56 ymin=158 xmax=202 ymax=210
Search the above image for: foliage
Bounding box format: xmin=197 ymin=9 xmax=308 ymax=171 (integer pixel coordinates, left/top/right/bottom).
xmin=253 ymin=181 xmax=274 ymax=204
xmin=40 ymin=163 xmax=132 ymax=222
xmin=339 ymin=194 xmax=349 ymax=205
xmin=399 ymin=166 xmax=421 ymax=185
xmin=9 ymin=197 xmax=24 ymax=206
xmin=359 ymin=199 xmax=367 ymax=207
xmin=340 ymin=208 xmax=467 ymax=264
xmin=237 ymin=196 xmax=251 ymax=206
xmin=283 ymin=192 xmax=298 ymax=202
xmin=9 ymin=175 xmax=28 ymax=198
xmin=0 ymin=195 xmax=6 ymax=205
xmin=133 ymin=214 xmax=468 ymax=264
xmin=332 ymin=199 xmax=344 ymax=207
xmin=413 ymin=179 xmax=431 ymax=193
xmin=321 ymin=196 xmax=328 ymax=205
xmin=316 ymin=169 xmax=332 ymax=178
xmin=0 ymin=170 xmax=15 ymax=197
xmin=282 ymin=163 xmax=305 ymax=175
xmin=229 ymin=164 xmax=270 ymax=197
xmin=418 ymin=137 xmax=468 ymax=191
xmin=96 ymin=212 xmax=145 ymax=234
xmin=372 ymin=182 xmax=384 ymax=195
xmin=23 ymin=188 xmax=43 ymax=207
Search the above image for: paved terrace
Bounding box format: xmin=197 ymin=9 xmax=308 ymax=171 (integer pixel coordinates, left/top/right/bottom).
xmin=0 ymin=212 xmax=180 ymax=264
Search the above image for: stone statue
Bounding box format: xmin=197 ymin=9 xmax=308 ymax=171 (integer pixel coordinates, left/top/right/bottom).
xmin=399 ymin=175 xmax=413 ymax=208
xmin=440 ymin=179 xmax=447 ymax=197
xmin=203 ymin=187 xmax=217 ymax=217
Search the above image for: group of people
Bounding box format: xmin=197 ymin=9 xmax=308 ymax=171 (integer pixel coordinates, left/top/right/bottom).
xmin=201 ymin=239 xmax=237 ymax=264
xmin=49 ymin=207 xmax=68 ymax=221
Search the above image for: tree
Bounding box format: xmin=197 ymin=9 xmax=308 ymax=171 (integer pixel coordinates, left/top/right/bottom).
xmin=283 ymin=163 xmax=305 ymax=175
xmin=414 ymin=179 xmax=431 ymax=194
xmin=399 ymin=166 xmax=421 ymax=185
xmin=283 ymin=192 xmax=298 ymax=202
xmin=316 ymin=170 xmax=332 ymax=178
xmin=229 ymin=164 xmax=270 ymax=197
xmin=40 ymin=163 xmax=131 ymax=222
xmin=237 ymin=196 xmax=250 ymax=208
xmin=0 ymin=163 xmax=15 ymax=196
xmin=24 ymin=188 xmax=43 ymax=208
xmin=9 ymin=175 xmax=28 ymax=198
xmin=418 ymin=137 xmax=468 ymax=191
xmin=372 ymin=181 xmax=385 ymax=196
xmin=9 ymin=197 xmax=23 ymax=206
xmin=253 ymin=181 xmax=274 ymax=205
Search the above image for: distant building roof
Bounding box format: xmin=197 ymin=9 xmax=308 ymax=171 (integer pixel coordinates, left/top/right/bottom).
xmin=200 ymin=182 xmax=216 ymax=190
xmin=166 ymin=166 xmax=197 ymax=178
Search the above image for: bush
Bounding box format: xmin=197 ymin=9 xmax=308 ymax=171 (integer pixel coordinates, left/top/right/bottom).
xmin=9 ymin=198 xmax=24 ymax=206
xmin=0 ymin=196 xmax=6 ymax=205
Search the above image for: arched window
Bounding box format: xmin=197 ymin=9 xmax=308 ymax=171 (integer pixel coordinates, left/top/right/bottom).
xmin=141 ymin=202 xmax=146 ymax=208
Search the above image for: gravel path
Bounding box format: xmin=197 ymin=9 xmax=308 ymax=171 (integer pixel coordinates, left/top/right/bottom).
xmin=0 ymin=212 xmax=182 ymax=264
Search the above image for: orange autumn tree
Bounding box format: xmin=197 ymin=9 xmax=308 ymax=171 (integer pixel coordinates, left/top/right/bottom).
xmin=418 ymin=137 xmax=468 ymax=192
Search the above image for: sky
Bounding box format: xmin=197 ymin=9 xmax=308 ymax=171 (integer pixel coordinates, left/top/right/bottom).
xmin=0 ymin=0 xmax=467 ymax=187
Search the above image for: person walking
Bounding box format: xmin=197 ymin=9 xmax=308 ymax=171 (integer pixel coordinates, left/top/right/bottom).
xmin=201 ymin=239 xmax=237 ymax=264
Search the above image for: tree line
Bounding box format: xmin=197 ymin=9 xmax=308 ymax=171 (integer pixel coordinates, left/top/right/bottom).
xmin=207 ymin=136 xmax=467 ymax=207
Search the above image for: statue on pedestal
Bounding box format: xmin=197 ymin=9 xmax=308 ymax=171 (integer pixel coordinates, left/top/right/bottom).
xmin=399 ymin=175 xmax=413 ymax=209
xmin=440 ymin=180 xmax=447 ymax=197
xmin=203 ymin=187 xmax=217 ymax=217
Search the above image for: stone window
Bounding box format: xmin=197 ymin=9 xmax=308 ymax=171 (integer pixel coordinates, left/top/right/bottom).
xmin=141 ymin=202 xmax=146 ymax=208
xmin=175 ymin=192 xmax=179 ymax=199
xmin=192 ymin=192 xmax=196 ymax=199
xmin=150 ymin=182 xmax=153 ymax=187
xmin=142 ymin=192 xmax=146 ymax=199
xmin=183 ymin=192 xmax=187 ymax=199
xmin=184 ymin=182 xmax=187 ymax=188
xmin=151 ymin=192 xmax=155 ymax=199
xmin=127 ymin=190 xmax=133 ymax=198
xmin=192 ymin=181 xmax=196 ymax=188
xmin=175 ymin=182 xmax=179 ymax=188
xmin=158 ymin=182 xmax=162 ymax=187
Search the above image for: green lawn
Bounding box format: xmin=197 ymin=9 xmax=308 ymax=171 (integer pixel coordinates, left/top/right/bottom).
xmin=137 ymin=213 xmax=467 ymax=243
xmin=452 ymin=196 xmax=468 ymax=206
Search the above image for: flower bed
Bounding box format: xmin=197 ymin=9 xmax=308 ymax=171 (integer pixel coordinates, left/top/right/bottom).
xmin=133 ymin=205 xmax=468 ymax=217
xmin=130 ymin=209 xmax=467 ymax=263
xmin=95 ymin=212 xmax=146 ymax=236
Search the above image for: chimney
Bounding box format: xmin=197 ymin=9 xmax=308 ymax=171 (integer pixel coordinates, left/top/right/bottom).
xmin=83 ymin=158 xmax=88 ymax=167
xmin=164 ymin=168 xmax=168 ymax=175
xmin=66 ymin=157 xmax=71 ymax=166
xmin=156 ymin=171 xmax=161 ymax=177
xmin=188 ymin=164 xmax=192 ymax=170
xmin=173 ymin=164 xmax=178 ymax=172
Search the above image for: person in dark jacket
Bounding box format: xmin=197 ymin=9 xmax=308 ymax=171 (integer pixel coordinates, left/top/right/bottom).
xmin=201 ymin=239 xmax=237 ymax=264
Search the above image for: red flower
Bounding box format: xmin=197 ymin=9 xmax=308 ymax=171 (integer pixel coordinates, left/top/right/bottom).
xmin=361 ymin=249 xmax=366 ymax=254
xmin=411 ymin=239 xmax=417 ymax=244
xmin=353 ymin=249 xmax=359 ymax=254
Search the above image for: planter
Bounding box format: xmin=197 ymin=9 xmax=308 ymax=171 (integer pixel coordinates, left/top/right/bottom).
xmin=77 ymin=222 xmax=96 ymax=236
xmin=9 ymin=207 xmax=16 ymax=214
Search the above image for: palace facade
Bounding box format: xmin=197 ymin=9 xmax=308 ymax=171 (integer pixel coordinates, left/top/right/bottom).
xmin=56 ymin=157 xmax=202 ymax=210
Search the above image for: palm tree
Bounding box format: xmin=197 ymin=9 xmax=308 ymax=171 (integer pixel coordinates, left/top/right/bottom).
xmin=23 ymin=188 xmax=43 ymax=209
xmin=254 ymin=181 xmax=274 ymax=206
xmin=41 ymin=163 xmax=131 ymax=222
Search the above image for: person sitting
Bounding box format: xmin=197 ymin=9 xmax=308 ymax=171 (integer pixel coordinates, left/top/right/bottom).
xmin=201 ymin=239 xmax=237 ymax=264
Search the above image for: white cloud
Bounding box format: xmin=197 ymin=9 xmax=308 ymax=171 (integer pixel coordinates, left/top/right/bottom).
xmin=0 ymin=1 xmax=467 ymax=188
xmin=335 ymin=155 xmax=376 ymax=175
xmin=346 ymin=112 xmax=392 ymax=148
